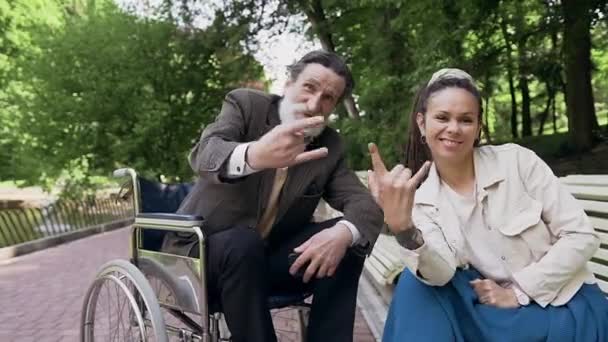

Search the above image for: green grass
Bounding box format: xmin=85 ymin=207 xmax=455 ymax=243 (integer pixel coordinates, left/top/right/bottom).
xmin=497 ymin=124 xmax=608 ymax=160
xmin=0 ymin=180 xmax=23 ymax=188
xmin=514 ymin=131 xmax=571 ymax=159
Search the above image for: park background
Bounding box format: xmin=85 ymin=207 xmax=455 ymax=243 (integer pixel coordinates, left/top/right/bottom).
xmin=1 ymin=1 xmax=608 ymax=341
xmin=1 ymin=0 xmax=607 ymax=236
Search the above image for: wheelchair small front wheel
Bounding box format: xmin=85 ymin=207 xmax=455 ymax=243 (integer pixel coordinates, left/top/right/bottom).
xmin=80 ymin=259 xmax=168 ymax=342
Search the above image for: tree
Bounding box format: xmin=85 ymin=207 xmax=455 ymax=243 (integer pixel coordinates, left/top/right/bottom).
xmin=7 ymin=0 xmax=264 ymax=189
xmin=0 ymin=0 xmax=67 ymax=181
xmin=562 ymin=0 xmax=599 ymax=151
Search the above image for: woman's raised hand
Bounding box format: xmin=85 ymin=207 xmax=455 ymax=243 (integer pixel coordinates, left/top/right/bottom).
xmin=367 ymin=143 xmax=431 ymax=234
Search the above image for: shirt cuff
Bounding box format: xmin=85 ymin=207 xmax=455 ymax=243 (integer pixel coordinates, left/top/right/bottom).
xmin=511 ymin=284 xmax=531 ymax=306
xmin=338 ymin=220 xmax=361 ymax=246
xmin=225 ymin=143 xmax=260 ymax=178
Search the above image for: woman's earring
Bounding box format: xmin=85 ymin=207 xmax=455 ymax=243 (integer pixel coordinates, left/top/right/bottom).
xmin=421 ymin=135 xmax=427 ymax=144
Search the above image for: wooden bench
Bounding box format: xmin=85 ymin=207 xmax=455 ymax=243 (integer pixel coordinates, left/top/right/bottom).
xmin=560 ymin=175 xmax=608 ymax=293
xmin=363 ymin=174 xmax=608 ymax=300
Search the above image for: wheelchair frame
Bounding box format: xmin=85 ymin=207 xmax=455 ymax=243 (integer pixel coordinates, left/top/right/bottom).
xmin=80 ymin=168 xmax=311 ymax=342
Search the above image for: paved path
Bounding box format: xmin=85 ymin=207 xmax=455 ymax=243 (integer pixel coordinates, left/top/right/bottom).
xmin=0 ymin=228 xmax=376 ymax=341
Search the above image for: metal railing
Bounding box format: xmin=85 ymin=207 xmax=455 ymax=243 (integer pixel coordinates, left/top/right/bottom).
xmin=0 ymin=197 xmax=133 ymax=248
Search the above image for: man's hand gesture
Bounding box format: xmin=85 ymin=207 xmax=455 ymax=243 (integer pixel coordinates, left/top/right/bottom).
xmin=367 ymin=143 xmax=430 ymax=233
xmin=247 ymin=116 xmax=328 ymax=170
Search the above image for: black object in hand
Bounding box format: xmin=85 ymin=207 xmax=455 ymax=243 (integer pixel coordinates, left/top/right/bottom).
xmin=288 ymin=252 xmax=309 ymax=279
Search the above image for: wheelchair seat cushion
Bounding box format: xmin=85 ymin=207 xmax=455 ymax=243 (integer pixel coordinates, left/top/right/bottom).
xmin=138 ymin=177 xmax=194 ymax=213
xmin=137 ymin=177 xmax=194 ymax=251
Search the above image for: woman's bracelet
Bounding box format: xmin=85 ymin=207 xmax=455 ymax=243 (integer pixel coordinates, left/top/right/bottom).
xmin=395 ymin=224 xmax=424 ymax=250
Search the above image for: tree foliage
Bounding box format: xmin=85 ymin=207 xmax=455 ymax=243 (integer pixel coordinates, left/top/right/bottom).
xmin=2 ymin=0 xmax=608 ymax=192
xmin=244 ymin=0 xmax=608 ymax=168
xmin=1 ymin=0 xmax=264 ymax=192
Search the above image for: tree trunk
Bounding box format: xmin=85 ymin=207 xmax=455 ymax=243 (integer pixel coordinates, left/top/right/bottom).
xmin=483 ymin=94 xmax=493 ymax=144
xmin=562 ymin=0 xmax=598 ymax=151
xmin=500 ymin=17 xmax=518 ymax=139
xmin=552 ymin=95 xmax=557 ymax=134
xmin=538 ymin=84 xmax=554 ymax=136
xmin=300 ymin=0 xmax=360 ymax=120
xmin=519 ymin=74 xmax=531 ymax=137
xmin=515 ymin=7 xmax=531 ymax=138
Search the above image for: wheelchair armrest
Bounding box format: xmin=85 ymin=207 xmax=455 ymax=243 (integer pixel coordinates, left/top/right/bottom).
xmin=136 ymin=213 xmax=204 ymax=222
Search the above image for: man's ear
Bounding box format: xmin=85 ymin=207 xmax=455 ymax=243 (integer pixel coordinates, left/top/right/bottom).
xmin=416 ymin=112 xmax=425 ymax=136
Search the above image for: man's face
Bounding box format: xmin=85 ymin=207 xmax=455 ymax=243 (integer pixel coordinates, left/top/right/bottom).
xmin=280 ymin=63 xmax=345 ymax=138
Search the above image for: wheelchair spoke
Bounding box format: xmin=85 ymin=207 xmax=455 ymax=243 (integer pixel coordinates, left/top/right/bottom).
xmin=86 ymin=273 xmax=147 ymax=341
xmin=81 ymin=261 xmax=169 ymax=342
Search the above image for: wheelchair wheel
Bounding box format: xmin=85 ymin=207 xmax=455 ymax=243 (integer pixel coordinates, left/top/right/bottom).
xmin=80 ymin=259 xmax=169 ymax=342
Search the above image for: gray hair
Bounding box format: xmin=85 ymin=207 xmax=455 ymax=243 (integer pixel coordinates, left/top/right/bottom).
xmin=286 ymin=50 xmax=354 ymax=100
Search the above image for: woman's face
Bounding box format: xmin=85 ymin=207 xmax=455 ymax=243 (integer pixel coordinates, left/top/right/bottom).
xmin=417 ymin=87 xmax=481 ymax=165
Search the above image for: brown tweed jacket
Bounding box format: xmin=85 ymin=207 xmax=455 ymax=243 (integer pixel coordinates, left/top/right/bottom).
xmin=176 ymin=88 xmax=383 ymax=252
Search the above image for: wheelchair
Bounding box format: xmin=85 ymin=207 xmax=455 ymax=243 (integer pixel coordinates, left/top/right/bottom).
xmin=80 ymin=168 xmax=312 ymax=342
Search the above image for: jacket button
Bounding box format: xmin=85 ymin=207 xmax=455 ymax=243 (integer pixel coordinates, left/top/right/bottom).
xmin=236 ymin=166 xmax=241 ymax=172
xmin=501 ymin=256 xmax=506 ymax=261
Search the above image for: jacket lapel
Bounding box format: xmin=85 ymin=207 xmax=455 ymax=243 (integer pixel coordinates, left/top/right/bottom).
xmin=414 ymin=148 xmax=508 ymax=260
xmin=259 ymin=95 xmax=282 ymax=137
xmin=275 ymin=159 xmax=319 ymax=221
xmin=416 ymin=164 xmax=464 ymax=251
xmin=473 ymin=148 xmax=506 ymax=196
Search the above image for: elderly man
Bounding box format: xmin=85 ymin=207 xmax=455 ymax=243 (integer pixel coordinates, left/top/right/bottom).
xmin=173 ymin=50 xmax=383 ymax=342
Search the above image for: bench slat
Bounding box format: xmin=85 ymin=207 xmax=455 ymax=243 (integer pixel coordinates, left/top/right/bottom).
xmin=364 ymin=257 xmax=391 ymax=286
xmin=561 ymin=175 xmax=608 ymax=187
xmin=596 ymin=229 xmax=608 ymax=245
xmin=593 ymin=248 xmax=608 ymax=262
xmin=587 ymin=261 xmax=608 ymax=279
xmin=374 ymin=236 xmax=406 ymax=264
xmin=596 ymin=279 xmax=608 ymax=293
xmin=372 ymin=249 xmax=402 ymax=273
xmin=591 ymin=217 xmax=608 ymax=232
xmin=374 ymin=249 xmax=404 ymax=271
xmin=579 ymin=200 xmax=608 ymax=218
xmin=565 ymin=185 xmax=608 ymax=202
xmin=364 ymin=234 xmax=420 ymax=286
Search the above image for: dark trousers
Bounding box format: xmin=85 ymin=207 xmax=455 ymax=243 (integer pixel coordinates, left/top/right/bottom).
xmin=199 ymin=217 xmax=365 ymax=342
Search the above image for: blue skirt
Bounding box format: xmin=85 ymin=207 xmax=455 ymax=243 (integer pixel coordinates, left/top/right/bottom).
xmin=383 ymin=269 xmax=608 ymax=342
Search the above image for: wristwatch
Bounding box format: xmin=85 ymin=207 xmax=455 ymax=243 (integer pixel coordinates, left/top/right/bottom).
xmin=395 ymin=225 xmax=424 ymax=250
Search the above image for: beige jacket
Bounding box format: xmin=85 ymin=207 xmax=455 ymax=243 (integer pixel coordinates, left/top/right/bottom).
xmin=403 ymin=143 xmax=599 ymax=307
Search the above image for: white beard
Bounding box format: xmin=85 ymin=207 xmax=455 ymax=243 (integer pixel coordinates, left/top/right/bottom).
xmin=279 ymin=98 xmax=326 ymax=139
